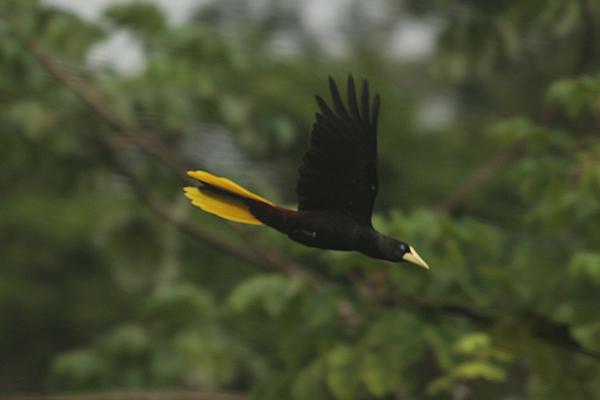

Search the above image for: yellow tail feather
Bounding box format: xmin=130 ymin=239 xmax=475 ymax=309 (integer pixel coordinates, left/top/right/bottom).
xmin=184 ymin=171 xmax=274 ymax=225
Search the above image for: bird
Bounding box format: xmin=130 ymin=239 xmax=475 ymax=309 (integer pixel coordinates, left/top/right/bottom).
xmin=184 ymin=75 xmax=429 ymax=269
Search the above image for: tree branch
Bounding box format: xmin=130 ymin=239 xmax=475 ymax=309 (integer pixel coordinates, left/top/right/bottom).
xmin=435 ymin=141 xmax=525 ymax=213
xmin=25 ymin=39 xmax=192 ymax=182
xmin=388 ymin=294 xmax=600 ymax=360
xmin=436 ymin=130 xmax=600 ymax=214
xmin=25 ymin=38 xmax=325 ymax=284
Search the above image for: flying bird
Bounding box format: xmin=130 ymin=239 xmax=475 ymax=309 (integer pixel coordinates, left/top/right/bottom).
xmin=184 ymin=75 xmax=429 ymax=269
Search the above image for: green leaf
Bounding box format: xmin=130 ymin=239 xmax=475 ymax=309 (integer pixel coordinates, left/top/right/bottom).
xmin=326 ymin=344 xmax=363 ymax=400
xmin=50 ymin=349 xmax=109 ymax=390
xmin=302 ymin=285 xmax=339 ymax=327
xmin=554 ymin=1 xmax=580 ymax=37
xmin=427 ymin=332 xmax=511 ymax=396
xmin=98 ymin=324 xmax=150 ymax=360
xmin=249 ymin=371 xmax=294 ymax=400
xmin=263 ymin=275 xmax=306 ymax=317
xmin=292 ymin=358 xmax=326 ymax=400
xmin=174 ymin=330 xmax=237 ymax=388
xmin=220 ymin=94 xmax=250 ymax=127
xmin=361 ymin=349 xmax=400 ymax=397
xmin=568 ymin=252 xmax=600 ymax=283
xmin=453 ymin=331 xmax=491 ymax=354
xmin=453 ymin=361 xmax=506 ymax=382
xmin=547 ymin=74 xmax=600 ymax=117
xmin=360 ymin=311 xmax=425 ymax=396
xmin=489 ymin=117 xmax=541 ymax=145
xmin=572 ymin=321 xmax=600 ymax=352
xmin=424 ymin=325 xmax=456 ymax=371
xmin=272 ymin=115 xmax=297 ymax=149
xmin=104 ymin=1 xmax=166 ymax=35
xmin=280 ymin=324 xmax=326 ymax=369
xmin=228 ymin=274 xmax=285 ymax=313
xmin=428 ymin=361 xmax=506 ymax=395
xmin=10 ymin=100 xmax=49 ymax=139
xmin=145 ymin=284 xmax=215 ymax=331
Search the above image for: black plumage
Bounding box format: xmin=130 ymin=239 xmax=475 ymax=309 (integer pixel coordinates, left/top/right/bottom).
xmin=184 ymin=74 xmax=429 ymax=269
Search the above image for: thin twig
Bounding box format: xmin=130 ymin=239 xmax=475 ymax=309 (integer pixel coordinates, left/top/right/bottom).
xmin=26 ymin=39 xmax=192 ymax=182
xmin=436 ymin=131 xmax=600 ymax=214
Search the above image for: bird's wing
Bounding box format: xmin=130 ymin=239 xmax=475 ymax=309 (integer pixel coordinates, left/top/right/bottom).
xmin=296 ymin=74 xmax=380 ymax=227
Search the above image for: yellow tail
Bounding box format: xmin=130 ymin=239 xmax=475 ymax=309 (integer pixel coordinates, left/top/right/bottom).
xmin=184 ymin=170 xmax=274 ymax=225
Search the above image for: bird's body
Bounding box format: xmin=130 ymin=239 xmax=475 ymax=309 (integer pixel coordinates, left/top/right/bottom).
xmin=184 ymin=75 xmax=429 ymax=269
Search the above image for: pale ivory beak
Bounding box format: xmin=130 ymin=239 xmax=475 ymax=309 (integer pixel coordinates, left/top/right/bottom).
xmin=402 ymin=246 xmax=430 ymax=269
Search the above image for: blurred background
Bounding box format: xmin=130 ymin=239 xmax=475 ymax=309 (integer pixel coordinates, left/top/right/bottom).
xmin=2 ymin=0 xmax=600 ymax=399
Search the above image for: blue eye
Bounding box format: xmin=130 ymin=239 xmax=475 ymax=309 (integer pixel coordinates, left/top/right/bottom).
xmin=400 ymin=244 xmax=408 ymax=252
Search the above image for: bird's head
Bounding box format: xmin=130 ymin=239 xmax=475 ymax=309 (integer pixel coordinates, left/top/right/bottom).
xmin=373 ymin=234 xmax=429 ymax=268
xmin=396 ymin=242 xmax=430 ymax=269
xmin=400 ymin=243 xmax=429 ymax=269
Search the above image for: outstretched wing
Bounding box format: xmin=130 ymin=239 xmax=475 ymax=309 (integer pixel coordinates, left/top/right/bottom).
xmin=296 ymin=74 xmax=380 ymax=226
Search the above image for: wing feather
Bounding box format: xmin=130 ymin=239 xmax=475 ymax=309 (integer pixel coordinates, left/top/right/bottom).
xmin=296 ymin=74 xmax=380 ymax=226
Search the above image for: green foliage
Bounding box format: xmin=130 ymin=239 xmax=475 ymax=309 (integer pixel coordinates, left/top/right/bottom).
xmin=3 ymin=0 xmax=600 ymax=399
xmin=428 ymin=332 xmax=512 ymax=395
xmin=569 ymin=252 xmax=600 ymax=284
xmin=547 ymin=74 xmax=600 ymax=117
xmin=359 ymin=311 xmax=425 ymax=396
xmin=228 ymin=274 xmax=308 ymax=316
xmin=432 ymin=0 xmax=595 ymax=82
xmin=50 ymin=349 xmax=111 ymax=391
xmin=104 ymin=2 xmax=166 ymax=36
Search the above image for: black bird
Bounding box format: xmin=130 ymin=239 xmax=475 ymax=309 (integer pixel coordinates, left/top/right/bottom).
xmin=184 ymin=75 xmax=429 ymax=269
